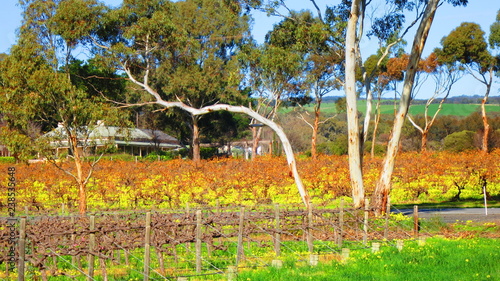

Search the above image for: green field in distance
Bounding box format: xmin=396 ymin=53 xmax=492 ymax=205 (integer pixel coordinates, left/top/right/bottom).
xmin=281 ymin=101 xmax=500 ymax=117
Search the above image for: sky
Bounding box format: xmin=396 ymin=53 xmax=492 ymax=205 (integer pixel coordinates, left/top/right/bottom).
xmin=1 ymin=0 xmax=499 ymax=98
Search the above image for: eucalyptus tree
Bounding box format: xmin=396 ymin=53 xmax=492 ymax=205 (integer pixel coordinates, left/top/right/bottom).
xmin=371 ymin=0 xmax=469 ymax=213
xmin=342 ymin=0 xmax=469 ymax=211
xmin=238 ymin=30 xmax=305 ymax=158
xmin=85 ymin=0 xmax=311 ymax=206
xmin=435 ymin=22 xmax=498 ymax=153
xmin=344 ymin=0 xmax=429 ymax=208
xmin=491 ymin=10 xmax=500 ymax=51
xmin=253 ymin=0 xmax=467 ymax=209
xmin=0 ymin=0 xmax=125 ymax=214
xmin=406 ymin=53 xmax=464 ymax=152
xmin=254 ymin=10 xmax=345 ymax=159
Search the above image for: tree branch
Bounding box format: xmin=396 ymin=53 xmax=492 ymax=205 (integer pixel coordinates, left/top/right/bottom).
xmin=309 ymin=0 xmax=324 ymax=23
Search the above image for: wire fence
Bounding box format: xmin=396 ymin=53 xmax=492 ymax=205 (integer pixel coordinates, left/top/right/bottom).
xmin=0 ymin=201 xmax=462 ymax=280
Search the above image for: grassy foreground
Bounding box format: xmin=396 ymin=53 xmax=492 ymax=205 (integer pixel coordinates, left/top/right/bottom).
xmin=2 ymin=237 xmax=498 ymax=280
xmin=237 ymin=237 xmax=500 ymax=281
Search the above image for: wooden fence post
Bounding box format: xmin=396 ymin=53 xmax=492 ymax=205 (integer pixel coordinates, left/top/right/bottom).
xmin=17 ymin=217 xmax=26 ymax=281
xmin=271 ymin=259 xmax=283 ymax=268
xmin=227 ymin=266 xmax=237 ymax=281
xmin=396 ymin=240 xmax=404 ymax=251
xmin=413 ymin=205 xmax=419 ymax=239
xmin=341 ymin=248 xmax=350 ymax=263
xmin=338 ymin=198 xmax=344 ymax=248
xmin=273 ymin=204 xmax=281 ymax=257
xmin=418 ymin=237 xmax=426 ymax=246
xmin=70 ymin=217 xmax=77 ymax=267
xmin=236 ymin=207 xmax=245 ymax=267
xmin=384 ymin=196 xmax=391 ymax=240
xmin=309 ymin=254 xmax=319 ymax=266
xmin=195 ymin=210 xmax=202 ymax=274
xmin=143 ymin=212 xmax=152 ymax=281
xmin=307 ymin=204 xmax=314 ymax=253
xmin=87 ymin=216 xmax=95 ymax=281
xmin=363 ymin=199 xmax=369 ymax=246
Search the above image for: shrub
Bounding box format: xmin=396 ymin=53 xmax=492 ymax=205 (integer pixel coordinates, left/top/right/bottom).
xmin=364 ymin=141 xmax=386 ymax=156
xmin=443 ymin=130 xmax=476 ymax=152
xmin=200 ymin=147 xmax=218 ymax=159
xmin=318 ymin=135 xmax=349 ymax=156
xmin=331 ymin=135 xmax=349 ymax=155
xmin=490 ymin=129 xmax=500 ymax=149
xmin=144 ymin=149 xmax=187 ymax=161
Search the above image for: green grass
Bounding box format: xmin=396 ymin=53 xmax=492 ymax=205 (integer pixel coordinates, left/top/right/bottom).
xmin=407 ymin=103 xmax=500 ymax=117
xmin=237 ymin=237 xmax=500 ymax=281
xmin=4 ymin=237 xmax=498 ymax=280
xmin=282 ymin=101 xmax=500 ymax=117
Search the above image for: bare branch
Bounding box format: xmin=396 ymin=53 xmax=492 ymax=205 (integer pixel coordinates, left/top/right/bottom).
xmin=298 ymin=112 xmax=314 ymax=130
xmin=121 ymin=62 xmax=310 ymax=207
xmin=309 ymin=0 xmax=324 ymax=23
xmin=406 ymin=114 xmax=424 ymax=134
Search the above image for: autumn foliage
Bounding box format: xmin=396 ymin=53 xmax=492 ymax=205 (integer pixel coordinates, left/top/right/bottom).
xmin=1 ymin=150 xmax=499 ymax=213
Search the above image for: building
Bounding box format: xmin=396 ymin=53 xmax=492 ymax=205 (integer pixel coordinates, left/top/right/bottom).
xmin=0 ymin=144 xmax=10 ymax=157
xmin=44 ymin=122 xmax=182 ymax=157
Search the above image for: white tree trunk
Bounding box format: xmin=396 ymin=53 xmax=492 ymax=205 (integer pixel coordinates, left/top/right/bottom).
xmin=481 ymin=69 xmax=493 ymax=153
xmin=122 ymin=69 xmax=310 ymax=206
xmin=372 ymin=0 xmax=440 ymax=214
xmin=163 ymin=102 xmax=311 ymax=207
xmin=345 ymin=0 xmax=365 ymax=208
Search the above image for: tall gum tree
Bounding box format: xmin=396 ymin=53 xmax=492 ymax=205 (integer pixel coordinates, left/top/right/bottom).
xmin=88 ymin=0 xmax=311 ymax=206
xmin=330 ymin=0 xmax=469 ymax=212
xmin=435 ymin=21 xmax=498 ymax=153
xmin=344 ymin=0 xmax=435 ymax=208
xmin=239 ymin=22 xmax=307 ymax=158
xmin=371 ymin=0 xmax=469 ymax=214
xmin=255 ymin=0 xmax=466 ymax=209
xmin=0 ymin=0 xmax=125 ymax=215
xmin=239 ymin=43 xmax=303 ymax=158
xmin=344 ymin=0 xmax=365 ymax=208
xmin=263 ymin=10 xmax=344 ymax=159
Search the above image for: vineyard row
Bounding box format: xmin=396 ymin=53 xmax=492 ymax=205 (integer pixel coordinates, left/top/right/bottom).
xmin=1 ymin=203 xmax=448 ymax=280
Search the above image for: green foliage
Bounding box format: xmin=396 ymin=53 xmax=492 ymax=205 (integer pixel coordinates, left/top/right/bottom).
xmin=144 ymin=149 xmax=188 ymax=161
xmin=490 ymin=10 xmax=500 ymax=49
xmin=95 ymin=0 xmax=252 ymax=159
xmin=0 ymin=157 xmax=15 ymax=163
xmin=364 ymin=141 xmax=386 ymax=156
xmin=436 ymin=22 xmax=494 ymax=69
xmin=49 ymin=0 xmax=103 ymax=46
xmin=443 ymin=130 xmax=476 ymax=152
xmin=200 ymin=147 xmax=218 ymax=159
xmin=318 ymin=135 xmax=349 ymax=156
xmin=331 ymin=135 xmax=349 ymax=156
xmin=97 ymin=153 xmax=135 ymax=161
xmin=95 ymin=143 xmax=118 ymax=155
xmin=238 ymin=238 xmax=500 ymax=281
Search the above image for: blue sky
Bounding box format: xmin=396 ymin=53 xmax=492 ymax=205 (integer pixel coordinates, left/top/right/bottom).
xmin=1 ymin=0 xmax=499 ymax=98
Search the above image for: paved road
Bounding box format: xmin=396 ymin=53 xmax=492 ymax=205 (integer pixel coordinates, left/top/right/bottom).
xmin=393 ymin=208 xmax=500 ymax=223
